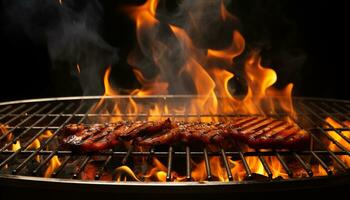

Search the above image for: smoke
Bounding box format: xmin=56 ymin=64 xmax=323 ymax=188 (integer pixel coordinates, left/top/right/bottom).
xmin=2 ymin=0 xmax=118 ymax=95
xmin=230 ymin=0 xmax=307 ymax=89
xmin=165 ymin=0 xmax=238 ymax=49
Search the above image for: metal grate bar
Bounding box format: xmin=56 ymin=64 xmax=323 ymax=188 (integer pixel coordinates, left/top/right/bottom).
xmin=1 ymin=149 xmax=348 ymax=156
xmin=12 ymin=103 xmax=73 ymax=173
xmin=0 ymin=104 xmax=40 ymax=141
xmin=310 ymin=131 xmax=348 ymax=170
xmin=320 ymin=102 xmax=350 ymax=125
xmin=31 ymin=103 xmax=87 ymax=174
xmin=166 ymin=146 xmax=173 ymax=181
xmin=95 ymin=154 xmax=113 ymax=180
xmin=51 ymin=156 xmax=71 ymax=178
xmin=0 ymin=105 xmax=12 ymax=114
xmin=257 ymin=152 xmax=273 ymax=178
xmin=311 ymin=152 xmax=333 ymax=175
xmin=296 ymin=101 xmax=349 ymax=170
xmin=147 ymin=148 xmax=155 ymax=163
xmin=0 ymin=104 xmax=52 ymax=152
xmin=203 ymin=148 xmax=212 ymax=180
xmin=0 ymin=103 xmax=65 ymax=170
xmin=275 ymin=152 xmax=293 ymax=177
xmin=0 ymin=113 xmax=270 ymax=118
xmin=307 ymin=102 xmax=350 ymax=144
xmin=1 ymin=96 xmax=350 ymax=183
xmin=73 ymin=156 xmax=91 ymax=179
xmin=220 ymin=148 xmax=233 ymax=181
xmin=239 ymin=152 xmax=252 ymax=179
xmin=122 ymin=145 xmax=134 ymax=165
xmin=0 ymin=103 xmax=61 ymax=155
xmin=324 ymin=102 xmax=350 ymax=126
xmin=185 ymin=146 xmax=191 ymax=181
xmin=332 ymin=102 xmax=350 ymax=116
xmin=0 ymin=104 xmax=26 ymax=122
xmin=293 ymin=152 xmax=313 ymax=177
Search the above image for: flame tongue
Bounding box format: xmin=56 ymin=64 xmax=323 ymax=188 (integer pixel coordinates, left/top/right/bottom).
xmin=99 ymin=0 xmax=296 ymax=119
xmin=88 ymin=0 xmax=299 ymax=182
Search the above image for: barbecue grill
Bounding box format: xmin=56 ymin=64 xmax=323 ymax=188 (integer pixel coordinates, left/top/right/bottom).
xmin=0 ymin=96 xmax=349 ymax=194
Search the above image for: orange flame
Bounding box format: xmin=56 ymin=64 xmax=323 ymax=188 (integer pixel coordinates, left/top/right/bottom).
xmin=143 ymin=157 xmax=186 ymax=182
xmin=12 ymin=140 xmax=21 ymax=151
xmin=103 ymin=66 xmax=117 ymax=96
xmin=44 ymin=155 xmax=61 ymax=177
xmin=325 ymin=117 xmax=350 ymax=166
xmin=220 ymin=0 xmax=236 ymax=22
xmin=243 ymin=51 xmax=277 ymax=114
xmin=312 ymin=165 xmax=328 ymax=176
xmin=76 ymin=64 xmax=81 ymax=74
xmin=207 ymin=31 xmax=245 ymax=66
xmin=115 ymin=165 xmax=141 ymax=182
xmin=26 ymin=130 xmax=53 ymax=162
xmin=0 ymin=124 xmax=21 ymax=151
xmin=112 ymin=0 xmax=295 ymax=121
xmin=88 ymin=0 xmax=298 ymax=182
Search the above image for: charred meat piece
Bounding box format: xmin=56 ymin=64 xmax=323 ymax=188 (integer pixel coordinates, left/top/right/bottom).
xmin=63 ymin=124 xmax=106 ymax=146
xmin=64 ymin=124 xmax=86 ymax=135
xmin=119 ymin=118 xmax=171 ymax=140
xmin=63 ymin=119 xmax=171 ymax=151
xmin=79 ymin=123 xmax=124 ymax=152
xmin=63 ymin=117 xmax=309 ymax=150
xmin=228 ymin=117 xmax=310 ymax=149
xmin=136 ymin=122 xmax=206 ymax=146
xmin=137 ymin=118 xmax=245 ymax=146
xmin=136 ymin=117 xmax=309 ymax=149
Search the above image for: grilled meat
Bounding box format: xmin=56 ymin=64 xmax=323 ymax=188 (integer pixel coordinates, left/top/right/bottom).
xmin=63 ymin=119 xmax=171 ymax=151
xmin=136 ymin=117 xmax=309 ymax=149
xmin=63 ymin=117 xmax=309 ymax=150
xmin=229 ymin=117 xmax=310 ymax=149
xmin=136 ymin=121 xmax=229 ymax=146
xmin=119 ymin=118 xmax=171 ymax=140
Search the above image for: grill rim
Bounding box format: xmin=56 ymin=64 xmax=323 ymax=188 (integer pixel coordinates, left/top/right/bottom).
xmin=1 ymin=95 xmax=350 ymax=106
xmin=0 ymin=95 xmax=350 ymax=186
xmin=1 ymin=173 xmax=350 ymax=192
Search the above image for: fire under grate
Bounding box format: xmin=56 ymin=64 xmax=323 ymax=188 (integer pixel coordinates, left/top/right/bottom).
xmin=0 ymin=96 xmax=349 ymax=191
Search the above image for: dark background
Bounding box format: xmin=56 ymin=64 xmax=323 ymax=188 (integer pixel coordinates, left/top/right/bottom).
xmin=0 ymin=0 xmax=347 ymax=102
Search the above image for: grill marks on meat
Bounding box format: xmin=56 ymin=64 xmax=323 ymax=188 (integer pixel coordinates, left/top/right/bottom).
xmin=232 ymin=118 xmax=309 ymax=149
xmin=63 ymin=117 xmax=309 ymax=151
xmin=79 ymin=123 xmax=122 ymax=151
xmin=136 ymin=117 xmax=309 ymax=149
xmin=64 ymin=124 xmax=105 ymax=146
xmin=63 ymin=119 xmax=171 ymax=152
xmin=119 ymin=118 xmax=172 ymax=140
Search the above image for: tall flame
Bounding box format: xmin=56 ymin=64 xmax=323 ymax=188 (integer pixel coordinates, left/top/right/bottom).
xmin=100 ymin=0 xmax=295 ymax=121
xmin=88 ymin=0 xmax=299 ymax=182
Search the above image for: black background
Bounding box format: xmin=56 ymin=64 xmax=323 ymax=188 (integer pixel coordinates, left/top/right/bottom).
xmin=0 ymin=0 xmax=347 ymax=102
